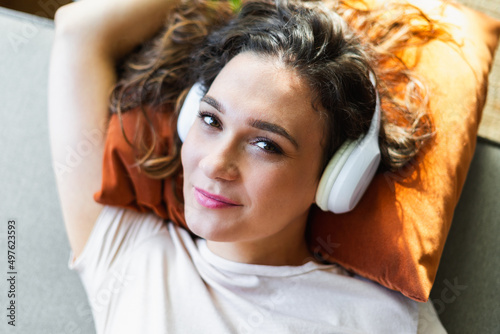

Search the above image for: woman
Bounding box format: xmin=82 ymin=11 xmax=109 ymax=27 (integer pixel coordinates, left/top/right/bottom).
xmin=49 ymin=0 xmax=446 ymax=332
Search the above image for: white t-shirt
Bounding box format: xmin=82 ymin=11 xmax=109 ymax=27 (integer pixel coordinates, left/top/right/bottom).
xmin=68 ymin=205 xmax=445 ymax=334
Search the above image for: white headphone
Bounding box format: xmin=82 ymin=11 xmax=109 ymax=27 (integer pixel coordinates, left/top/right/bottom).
xmin=177 ymin=76 xmax=381 ymax=214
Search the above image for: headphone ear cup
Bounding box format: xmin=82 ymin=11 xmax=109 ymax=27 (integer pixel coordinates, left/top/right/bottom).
xmin=316 ymin=135 xmax=380 ymax=214
xmin=316 ymin=72 xmax=381 ymax=213
xmin=315 ymin=140 xmax=357 ymax=211
xmin=177 ymin=83 xmax=205 ymax=142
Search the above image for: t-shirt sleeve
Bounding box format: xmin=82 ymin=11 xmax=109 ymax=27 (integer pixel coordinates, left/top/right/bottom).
xmin=67 ymin=205 xmax=167 ymax=296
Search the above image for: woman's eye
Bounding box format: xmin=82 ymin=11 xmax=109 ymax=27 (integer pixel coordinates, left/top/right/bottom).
xmin=254 ymin=139 xmax=283 ymax=155
xmin=198 ymin=112 xmax=221 ymax=129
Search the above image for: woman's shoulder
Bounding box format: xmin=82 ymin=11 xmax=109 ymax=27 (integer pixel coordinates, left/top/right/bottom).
xmin=96 ymin=205 xmax=198 ymax=256
xmin=69 ymin=205 xmax=199 ymax=295
xmin=95 ymin=205 xmax=171 ymax=244
xmin=69 ymin=205 xmax=190 ymax=273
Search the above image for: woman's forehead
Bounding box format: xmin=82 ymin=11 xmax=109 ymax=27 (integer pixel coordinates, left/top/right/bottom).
xmin=207 ymin=52 xmax=318 ymax=123
xmin=203 ymin=52 xmax=325 ymax=153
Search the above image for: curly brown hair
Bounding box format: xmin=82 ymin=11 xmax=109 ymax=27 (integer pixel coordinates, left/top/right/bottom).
xmin=109 ymin=0 xmax=452 ymax=181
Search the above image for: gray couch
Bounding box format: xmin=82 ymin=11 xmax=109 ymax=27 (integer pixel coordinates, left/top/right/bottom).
xmin=0 ymin=6 xmax=498 ymax=334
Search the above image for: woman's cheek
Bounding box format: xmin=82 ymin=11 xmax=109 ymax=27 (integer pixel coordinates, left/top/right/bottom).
xmin=251 ymin=168 xmax=288 ymax=202
xmin=182 ymin=131 xmax=202 ymax=172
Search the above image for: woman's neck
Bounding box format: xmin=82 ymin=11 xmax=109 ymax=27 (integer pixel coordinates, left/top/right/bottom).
xmin=205 ymin=217 xmax=316 ymax=266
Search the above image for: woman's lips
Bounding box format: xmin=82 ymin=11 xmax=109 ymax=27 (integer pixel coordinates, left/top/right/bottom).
xmin=194 ymin=187 xmax=242 ymax=209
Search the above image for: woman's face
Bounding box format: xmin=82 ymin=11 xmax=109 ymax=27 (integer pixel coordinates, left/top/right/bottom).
xmin=181 ymin=52 xmax=325 ymax=244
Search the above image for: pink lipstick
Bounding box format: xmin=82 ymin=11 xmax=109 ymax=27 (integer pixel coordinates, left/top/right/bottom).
xmin=194 ymin=187 xmax=241 ymax=209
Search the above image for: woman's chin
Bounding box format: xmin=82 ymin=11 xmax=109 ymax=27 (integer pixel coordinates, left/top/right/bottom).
xmin=184 ymin=209 xmax=240 ymax=242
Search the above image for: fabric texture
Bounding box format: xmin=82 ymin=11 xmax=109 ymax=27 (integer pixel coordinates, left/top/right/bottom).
xmin=70 ymin=205 xmax=446 ymax=333
xmin=94 ymin=0 xmax=500 ymax=302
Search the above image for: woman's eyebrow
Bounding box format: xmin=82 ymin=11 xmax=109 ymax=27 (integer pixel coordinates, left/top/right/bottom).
xmin=249 ymin=119 xmax=299 ymax=149
xmin=201 ymin=96 xmax=225 ymax=114
xmin=201 ymin=95 xmax=299 ymax=149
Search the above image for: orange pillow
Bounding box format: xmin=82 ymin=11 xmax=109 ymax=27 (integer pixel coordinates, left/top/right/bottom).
xmin=94 ymin=0 xmax=500 ymax=302
xmin=94 ymin=104 xmax=187 ymax=230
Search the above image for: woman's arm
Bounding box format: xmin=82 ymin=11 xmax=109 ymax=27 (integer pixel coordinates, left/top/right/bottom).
xmin=48 ymin=0 xmax=180 ymax=259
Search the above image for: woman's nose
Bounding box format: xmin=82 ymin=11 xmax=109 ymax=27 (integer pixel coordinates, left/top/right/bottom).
xmin=199 ymin=140 xmax=240 ymax=181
